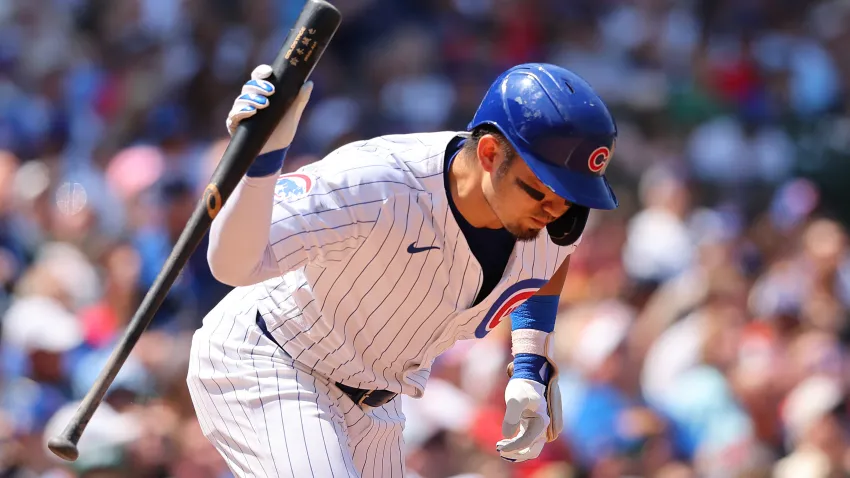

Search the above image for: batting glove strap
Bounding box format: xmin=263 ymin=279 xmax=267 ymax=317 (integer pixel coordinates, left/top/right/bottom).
xmin=511 ymin=353 xmax=550 ymax=384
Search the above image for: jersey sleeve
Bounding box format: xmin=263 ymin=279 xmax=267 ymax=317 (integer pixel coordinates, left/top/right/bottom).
xmin=207 ymin=139 xmax=429 ymax=286
xmin=207 ymin=168 xmax=393 ymax=286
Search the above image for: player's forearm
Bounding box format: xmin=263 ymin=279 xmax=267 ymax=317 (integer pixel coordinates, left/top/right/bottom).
xmin=509 ymin=256 xmax=570 ymax=383
xmin=536 ymin=255 xmax=570 ymax=296
xmin=208 ymin=172 xmax=281 ymax=286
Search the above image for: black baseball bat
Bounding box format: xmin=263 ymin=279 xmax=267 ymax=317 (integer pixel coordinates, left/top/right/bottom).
xmin=47 ymin=0 xmax=341 ymax=462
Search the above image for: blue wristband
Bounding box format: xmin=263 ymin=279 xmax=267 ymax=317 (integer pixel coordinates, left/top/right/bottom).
xmin=512 ymin=353 xmax=550 ymax=383
xmin=510 ymin=294 xmax=558 ymax=333
xmin=246 ymin=147 xmax=288 ymax=177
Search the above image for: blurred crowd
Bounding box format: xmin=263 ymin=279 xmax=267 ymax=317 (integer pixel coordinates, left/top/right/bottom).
xmin=2 ymin=0 xmax=850 ymax=477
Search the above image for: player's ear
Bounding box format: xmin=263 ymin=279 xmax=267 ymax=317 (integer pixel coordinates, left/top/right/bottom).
xmin=477 ymin=134 xmax=499 ymax=173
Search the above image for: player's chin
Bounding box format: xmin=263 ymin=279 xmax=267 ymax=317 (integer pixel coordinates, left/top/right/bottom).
xmin=508 ymin=223 xmax=543 ymax=242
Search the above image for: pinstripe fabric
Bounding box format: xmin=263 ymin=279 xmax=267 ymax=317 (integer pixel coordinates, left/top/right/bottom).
xmin=187 ymin=131 xmax=579 ymax=477
xmin=188 ymin=288 xmax=406 ymax=478
xmin=253 ymin=132 xmax=578 ymax=398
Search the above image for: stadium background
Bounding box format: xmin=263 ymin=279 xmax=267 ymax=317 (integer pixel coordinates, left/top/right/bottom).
xmin=2 ymin=0 xmax=850 ymax=477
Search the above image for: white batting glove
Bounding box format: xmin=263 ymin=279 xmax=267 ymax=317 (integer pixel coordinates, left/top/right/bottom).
xmin=226 ymin=64 xmax=314 ymax=155
xmin=497 ymin=378 xmax=551 ymax=462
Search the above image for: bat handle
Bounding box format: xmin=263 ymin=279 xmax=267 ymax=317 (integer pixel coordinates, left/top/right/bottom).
xmin=47 ymin=435 xmax=79 ymax=461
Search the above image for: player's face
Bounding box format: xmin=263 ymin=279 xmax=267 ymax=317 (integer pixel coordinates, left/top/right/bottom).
xmin=484 ymin=143 xmax=572 ymax=241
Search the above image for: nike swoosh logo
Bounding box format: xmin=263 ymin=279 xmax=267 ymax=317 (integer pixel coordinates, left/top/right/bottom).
xmin=407 ymin=242 xmax=440 ymax=254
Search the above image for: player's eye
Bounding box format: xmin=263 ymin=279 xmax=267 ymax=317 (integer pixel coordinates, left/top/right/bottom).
xmin=514 ymin=178 xmax=546 ymax=201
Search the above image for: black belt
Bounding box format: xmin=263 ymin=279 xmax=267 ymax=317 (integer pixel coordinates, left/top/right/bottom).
xmin=256 ymin=312 xmax=398 ymax=408
xmin=334 ymin=382 xmax=398 ymax=408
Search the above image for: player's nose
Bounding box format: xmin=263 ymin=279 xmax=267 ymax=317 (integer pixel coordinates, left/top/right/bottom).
xmin=541 ymin=200 xmax=570 ymax=220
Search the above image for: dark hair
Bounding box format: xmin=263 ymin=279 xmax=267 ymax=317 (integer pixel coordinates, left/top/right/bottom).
xmin=461 ymin=125 xmax=517 ymax=165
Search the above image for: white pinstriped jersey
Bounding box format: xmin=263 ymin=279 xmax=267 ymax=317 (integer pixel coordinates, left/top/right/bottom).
xmin=248 ymin=131 xmax=579 ymax=398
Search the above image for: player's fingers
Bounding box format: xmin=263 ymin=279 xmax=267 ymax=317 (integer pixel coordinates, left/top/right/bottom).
xmin=297 ymin=81 xmax=314 ymax=104
xmin=242 ymin=79 xmax=275 ymax=97
xmin=497 ymin=436 xmax=546 ymax=463
xmin=523 ymin=438 xmax=546 ymax=460
xmin=496 ymin=433 xmax=546 ymax=463
xmin=504 ymin=437 xmax=545 ymax=462
xmin=502 ymin=419 xmax=520 ymax=443
xmin=288 ymin=81 xmax=314 ymax=119
xmin=235 ymin=93 xmax=269 ymax=109
xmin=501 ymin=396 xmax=527 ymax=438
xmin=498 ymin=416 xmax=545 ymax=453
xmin=497 ymin=420 xmax=525 ymax=451
xmin=495 ymin=437 xmax=517 ymax=462
xmin=229 ymin=102 xmax=259 ymax=119
xmin=229 ymin=108 xmax=256 ymax=124
xmin=231 ymin=93 xmax=269 ymax=112
xmin=250 ymin=64 xmax=273 ymax=80
xmin=226 ymin=105 xmax=259 ymax=133
xmin=226 ymin=114 xmax=239 ymax=135
xmin=281 ymin=82 xmax=313 ymax=135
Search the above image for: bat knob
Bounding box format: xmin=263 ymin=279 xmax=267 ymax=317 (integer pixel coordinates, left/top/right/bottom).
xmin=48 ymin=436 xmax=79 ymax=462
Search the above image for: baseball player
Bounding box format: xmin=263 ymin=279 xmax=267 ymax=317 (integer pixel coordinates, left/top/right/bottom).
xmin=186 ymin=62 xmax=618 ymax=477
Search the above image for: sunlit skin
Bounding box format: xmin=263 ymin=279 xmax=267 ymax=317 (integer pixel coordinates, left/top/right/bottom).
xmin=449 ymin=134 xmax=572 ymax=241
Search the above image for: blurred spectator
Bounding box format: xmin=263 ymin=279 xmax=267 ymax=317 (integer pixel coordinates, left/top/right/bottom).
xmin=622 ymin=164 xmax=694 ymax=287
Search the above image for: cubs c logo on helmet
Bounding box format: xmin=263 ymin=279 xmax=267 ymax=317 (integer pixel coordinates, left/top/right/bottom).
xmin=474 ymin=278 xmax=547 ymax=338
xmin=275 ymin=173 xmax=314 ymax=202
xmin=587 ymin=145 xmax=612 ymax=174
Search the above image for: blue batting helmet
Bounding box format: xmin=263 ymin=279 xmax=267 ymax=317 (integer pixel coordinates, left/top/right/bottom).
xmin=468 ymin=63 xmax=618 ymax=210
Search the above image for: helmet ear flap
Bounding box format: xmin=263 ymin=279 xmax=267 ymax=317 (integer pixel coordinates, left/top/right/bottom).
xmin=547 ymin=205 xmax=589 ymax=246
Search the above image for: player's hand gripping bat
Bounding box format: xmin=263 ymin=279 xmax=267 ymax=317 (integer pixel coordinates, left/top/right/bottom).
xmin=47 ymin=0 xmax=342 ymax=462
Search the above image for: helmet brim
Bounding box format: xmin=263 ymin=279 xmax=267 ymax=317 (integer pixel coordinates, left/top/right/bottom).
xmin=511 ymin=140 xmax=619 ymax=210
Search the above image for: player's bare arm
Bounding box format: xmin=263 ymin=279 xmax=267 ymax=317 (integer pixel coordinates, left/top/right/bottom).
xmin=207 ymin=65 xmax=314 ymax=286
xmin=537 ymin=254 xmax=571 ymax=296
xmin=209 ymin=65 xmax=401 ymax=289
